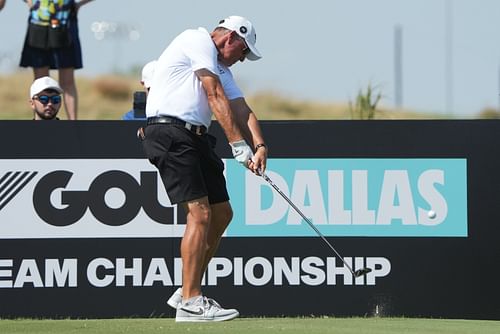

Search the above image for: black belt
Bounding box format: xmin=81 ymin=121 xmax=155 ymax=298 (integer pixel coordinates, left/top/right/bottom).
xmin=146 ymin=116 xmax=207 ymax=135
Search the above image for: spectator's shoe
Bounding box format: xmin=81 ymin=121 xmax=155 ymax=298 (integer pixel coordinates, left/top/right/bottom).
xmin=175 ymin=296 xmax=239 ymax=322
xmin=167 ymin=287 xmax=182 ymax=309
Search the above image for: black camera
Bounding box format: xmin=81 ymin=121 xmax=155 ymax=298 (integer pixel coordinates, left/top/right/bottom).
xmin=133 ymin=91 xmax=147 ymax=118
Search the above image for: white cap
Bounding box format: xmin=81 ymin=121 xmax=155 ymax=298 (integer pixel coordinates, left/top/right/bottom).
xmin=141 ymin=60 xmax=157 ymax=89
xmin=217 ymin=15 xmax=262 ymax=61
xmin=30 ymin=76 xmax=63 ymax=98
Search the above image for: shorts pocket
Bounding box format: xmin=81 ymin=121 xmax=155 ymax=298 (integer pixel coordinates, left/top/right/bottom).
xmin=27 ymin=23 xmax=48 ymax=49
xmin=48 ymin=26 xmax=72 ymax=49
xmin=141 ymin=126 xmax=173 ymax=166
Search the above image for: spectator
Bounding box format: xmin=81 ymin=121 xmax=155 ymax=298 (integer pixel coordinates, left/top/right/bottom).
xmin=122 ymin=60 xmax=157 ymax=120
xmin=29 ymin=76 xmax=63 ymax=120
xmin=0 ymin=0 xmax=5 ymax=11
xmin=20 ymin=0 xmax=94 ymax=120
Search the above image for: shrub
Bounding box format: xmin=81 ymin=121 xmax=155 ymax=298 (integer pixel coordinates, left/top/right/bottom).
xmin=477 ymin=107 xmax=500 ymax=119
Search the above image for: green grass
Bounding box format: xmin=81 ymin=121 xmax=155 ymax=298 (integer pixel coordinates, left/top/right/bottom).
xmin=0 ymin=317 xmax=498 ymax=334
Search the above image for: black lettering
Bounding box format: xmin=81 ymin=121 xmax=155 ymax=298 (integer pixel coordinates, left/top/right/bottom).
xmin=88 ymin=171 xmax=141 ymax=226
xmin=140 ymin=171 xmax=175 ymax=225
xmin=33 ymin=170 xmax=179 ymax=227
xmin=33 ymin=171 xmax=87 ymax=226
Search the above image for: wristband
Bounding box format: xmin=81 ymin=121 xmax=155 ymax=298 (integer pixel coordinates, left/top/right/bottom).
xmin=255 ymin=143 xmax=267 ymax=151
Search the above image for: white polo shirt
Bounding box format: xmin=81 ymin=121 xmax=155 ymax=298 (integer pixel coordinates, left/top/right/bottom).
xmin=145 ymin=27 xmax=243 ymax=128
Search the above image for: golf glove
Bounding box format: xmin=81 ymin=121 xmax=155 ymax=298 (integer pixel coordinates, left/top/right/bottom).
xmin=230 ymin=140 xmax=253 ymax=166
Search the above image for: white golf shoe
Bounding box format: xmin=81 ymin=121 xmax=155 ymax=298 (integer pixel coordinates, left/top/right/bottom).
xmin=167 ymin=287 xmax=183 ymax=309
xmin=175 ymin=296 xmax=239 ymax=322
xmin=167 ymin=287 xmax=226 ymax=310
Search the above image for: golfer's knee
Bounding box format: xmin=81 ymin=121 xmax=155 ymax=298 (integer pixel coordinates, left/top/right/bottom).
xmin=191 ymin=210 xmax=211 ymax=227
xmin=185 ymin=200 xmax=211 ymax=224
xmin=219 ymin=205 xmax=233 ymax=227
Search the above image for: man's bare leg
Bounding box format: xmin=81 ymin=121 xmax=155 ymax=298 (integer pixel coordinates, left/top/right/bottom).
xmin=201 ymin=201 xmax=233 ymax=274
xmin=180 ymin=197 xmax=211 ymax=300
xmin=176 ymin=200 xmax=239 ymax=321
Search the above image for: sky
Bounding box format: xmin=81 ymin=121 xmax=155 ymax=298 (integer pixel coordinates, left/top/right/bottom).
xmin=1 ymin=0 xmax=500 ymax=117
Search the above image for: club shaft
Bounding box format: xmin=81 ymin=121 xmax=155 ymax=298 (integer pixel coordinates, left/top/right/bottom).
xmin=262 ymin=174 xmax=356 ymax=276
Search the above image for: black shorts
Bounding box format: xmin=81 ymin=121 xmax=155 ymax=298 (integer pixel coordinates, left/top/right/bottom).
xmin=141 ymin=123 xmax=229 ymax=205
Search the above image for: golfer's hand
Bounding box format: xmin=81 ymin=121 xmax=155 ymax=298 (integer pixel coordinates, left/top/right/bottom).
xmin=230 ymin=140 xmax=253 ymax=167
xmin=249 ymin=145 xmax=267 ymax=175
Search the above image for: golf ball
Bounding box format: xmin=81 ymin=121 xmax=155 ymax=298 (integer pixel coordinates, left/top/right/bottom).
xmin=428 ymin=210 xmax=436 ymax=219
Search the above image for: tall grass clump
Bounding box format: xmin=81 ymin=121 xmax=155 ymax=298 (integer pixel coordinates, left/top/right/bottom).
xmin=349 ymin=84 xmax=382 ymax=120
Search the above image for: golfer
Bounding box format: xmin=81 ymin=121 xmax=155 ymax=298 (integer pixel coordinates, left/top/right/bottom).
xmin=141 ymin=16 xmax=267 ymax=322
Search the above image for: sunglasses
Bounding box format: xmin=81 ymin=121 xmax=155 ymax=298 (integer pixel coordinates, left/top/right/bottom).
xmin=242 ymin=43 xmax=250 ymax=56
xmin=240 ymin=38 xmax=250 ymax=56
xmin=35 ymin=95 xmax=62 ymax=105
xmin=234 ymin=34 xmax=250 ymax=56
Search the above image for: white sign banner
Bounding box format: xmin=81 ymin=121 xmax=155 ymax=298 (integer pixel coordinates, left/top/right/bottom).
xmin=0 ymin=159 xmax=186 ymax=239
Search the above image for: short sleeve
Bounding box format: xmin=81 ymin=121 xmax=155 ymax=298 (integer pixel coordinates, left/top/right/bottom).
xmin=182 ymin=29 xmax=218 ymax=76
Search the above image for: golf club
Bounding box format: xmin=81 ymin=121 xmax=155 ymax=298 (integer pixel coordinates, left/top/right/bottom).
xmin=260 ymin=172 xmax=372 ymax=278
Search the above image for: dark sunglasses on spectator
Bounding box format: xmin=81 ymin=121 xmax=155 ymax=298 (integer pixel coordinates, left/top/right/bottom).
xmin=35 ymin=95 xmax=62 ymax=105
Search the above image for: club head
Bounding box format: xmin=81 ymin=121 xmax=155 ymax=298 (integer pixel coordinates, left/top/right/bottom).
xmin=353 ymin=268 xmax=372 ymax=277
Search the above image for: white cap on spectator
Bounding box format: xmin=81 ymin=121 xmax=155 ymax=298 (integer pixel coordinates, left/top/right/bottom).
xmin=30 ymin=76 xmax=63 ymax=98
xmin=141 ymin=60 xmax=157 ymax=89
xmin=217 ymin=15 xmax=262 ymax=61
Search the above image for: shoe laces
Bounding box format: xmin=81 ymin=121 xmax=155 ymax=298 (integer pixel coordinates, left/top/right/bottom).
xmin=207 ymin=298 xmax=221 ymax=308
xmin=201 ymin=296 xmax=222 ymax=311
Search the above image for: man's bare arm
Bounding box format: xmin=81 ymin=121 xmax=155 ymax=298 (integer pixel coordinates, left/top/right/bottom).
xmin=230 ymin=97 xmax=267 ymax=173
xmin=196 ymin=69 xmax=244 ymax=143
xmin=229 ymin=97 xmax=265 ymax=149
xmin=196 ymin=69 xmax=256 ymax=170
